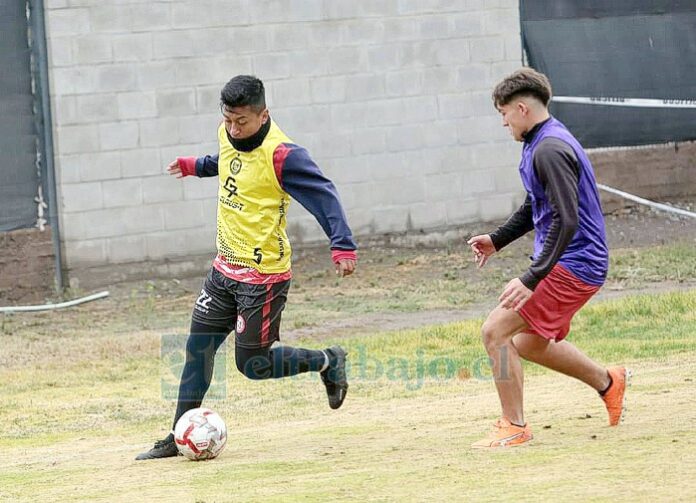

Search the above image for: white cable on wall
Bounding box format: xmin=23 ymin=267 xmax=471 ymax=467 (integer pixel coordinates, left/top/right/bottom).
xmin=598 ymin=184 xmax=696 ymax=219
xmin=0 ymin=291 xmax=110 ymax=313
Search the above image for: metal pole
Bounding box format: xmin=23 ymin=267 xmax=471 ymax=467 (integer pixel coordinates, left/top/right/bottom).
xmin=29 ymin=0 xmax=64 ymax=292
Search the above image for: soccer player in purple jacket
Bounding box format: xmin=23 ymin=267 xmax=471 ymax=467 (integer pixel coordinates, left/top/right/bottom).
xmin=468 ymin=68 xmax=630 ymax=448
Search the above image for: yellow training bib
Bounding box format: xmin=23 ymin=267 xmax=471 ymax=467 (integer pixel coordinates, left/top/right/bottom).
xmin=216 ymin=120 xmax=292 ymax=273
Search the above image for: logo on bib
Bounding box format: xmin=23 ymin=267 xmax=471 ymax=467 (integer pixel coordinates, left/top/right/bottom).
xmin=230 ymin=156 xmax=242 ymax=175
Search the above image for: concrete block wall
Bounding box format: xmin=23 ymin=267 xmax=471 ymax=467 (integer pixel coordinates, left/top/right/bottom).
xmin=45 ymin=0 xmax=524 ymax=285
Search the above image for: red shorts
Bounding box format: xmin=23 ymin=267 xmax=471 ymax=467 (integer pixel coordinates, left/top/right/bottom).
xmin=518 ymin=264 xmax=600 ymax=342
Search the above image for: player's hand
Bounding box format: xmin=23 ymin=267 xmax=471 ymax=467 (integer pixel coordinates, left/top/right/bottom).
xmin=467 ymin=234 xmax=496 ymax=268
xmin=498 ymin=278 xmax=533 ymax=311
xmin=167 ymin=159 xmax=184 ymax=178
xmin=335 ymin=259 xmax=356 ymax=277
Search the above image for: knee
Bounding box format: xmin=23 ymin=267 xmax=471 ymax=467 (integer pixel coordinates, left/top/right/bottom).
xmin=481 ymin=320 xmax=500 ymax=354
xmin=235 ymin=348 xmax=272 ymax=380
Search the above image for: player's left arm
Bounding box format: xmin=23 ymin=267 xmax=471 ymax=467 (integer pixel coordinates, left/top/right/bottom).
xmin=273 ymin=143 xmax=357 ymax=277
xmin=500 ymin=138 xmax=580 ymax=310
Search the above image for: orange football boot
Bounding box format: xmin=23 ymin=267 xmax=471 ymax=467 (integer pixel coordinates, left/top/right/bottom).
xmin=471 ymin=418 xmax=533 ymax=449
xmin=602 ymin=366 xmax=632 ymax=426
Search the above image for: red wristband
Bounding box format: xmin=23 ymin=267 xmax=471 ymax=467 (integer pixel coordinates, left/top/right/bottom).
xmin=177 ymin=156 xmax=197 ymax=177
xmin=331 ymin=249 xmax=357 ymax=264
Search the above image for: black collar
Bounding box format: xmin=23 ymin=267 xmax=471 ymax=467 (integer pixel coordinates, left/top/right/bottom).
xmin=523 ymin=116 xmax=552 ymax=144
xmin=227 ymin=119 xmax=271 ymax=152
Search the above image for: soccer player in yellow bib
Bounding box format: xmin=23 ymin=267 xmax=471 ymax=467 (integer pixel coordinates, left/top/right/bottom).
xmin=136 ymin=75 xmax=357 ymax=460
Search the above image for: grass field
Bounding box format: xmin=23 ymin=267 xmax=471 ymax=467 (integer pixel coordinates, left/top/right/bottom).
xmin=1 ymin=242 xmax=696 ymax=501
xmin=1 ymin=283 xmax=696 ymax=501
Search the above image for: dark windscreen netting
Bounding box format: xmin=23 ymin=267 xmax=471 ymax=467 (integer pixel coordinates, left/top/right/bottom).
xmin=0 ymin=1 xmax=38 ymax=231
xmin=520 ymin=0 xmax=696 ymax=148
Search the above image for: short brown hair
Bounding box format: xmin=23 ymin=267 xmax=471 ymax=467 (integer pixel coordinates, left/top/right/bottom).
xmin=492 ymin=68 xmax=552 ymax=108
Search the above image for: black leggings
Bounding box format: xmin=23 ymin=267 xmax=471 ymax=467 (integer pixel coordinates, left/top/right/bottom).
xmin=173 ymin=320 xmax=326 ymax=427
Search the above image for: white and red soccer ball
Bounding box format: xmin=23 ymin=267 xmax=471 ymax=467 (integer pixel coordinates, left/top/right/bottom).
xmin=174 ymin=408 xmax=227 ymax=461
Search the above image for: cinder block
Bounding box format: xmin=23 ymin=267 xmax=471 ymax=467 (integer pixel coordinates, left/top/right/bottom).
xmin=89 ymin=4 xmax=171 ymax=33
xmin=59 ymin=213 xmax=83 ymax=242
xmin=117 ymin=91 xmax=158 ymax=120
xmin=482 ymin=8 xmax=520 ymax=35
xmin=457 ymin=63 xmax=491 ymax=91
xmin=106 ymin=234 xmax=147 ymax=264
xmin=370 ymin=206 xmax=407 ymax=234
xmin=461 ymin=169 xmax=496 ymax=195
xmin=422 ymin=120 xmax=460 ymax=148
xmin=253 ymin=53 xmax=292 ymax=80
xmin=78 ymin=151 xmax=122 ymax=182
xmin=50 ymin=67 xmax=95 ymax=95
xmin=153 ymin=31 xmax=198 ymax=59
xmin=325 ymin=0 xmax=398 ymax=19
xmin=63 ymin=239 xmax=106 ymax=268
xmin=53 ymin=96 xmax=78 ymax=126
xmin=74 ymin=35 xmax=112 ymax=64
xmin=121 ymin=148 xmax=162 ymax=178
xmin=249 ymin=0 xmax=323 ymax=23
xmin=75 ymin=94 xmax=120 ymax=123
xmin=346 ymin=74 xmax=386 ymax=101
xmin=310 ymin=76 xmax=346 ymax=104
xmin=422 ymin=66 xmax=459 ymax=93
xmin=479 ymin=192 xmax=516 ymax=222
xmin=384 ymin=17 xmax=419 ymax=41
xmin=196 ymin=85 xmax=222 ymax=112
xmin=172 ymin=1 xmax=249 ymax=29
xmin=139 ymin=117 xmax=181 ymax=147
xmin=408 ymin=201 xmax=447 ymax=229
xmin=146 ymin=228 xmax=214 ymax=259
xmin=351 ymin=128 xmax=387 ymax=155
xmin=328 ymin=46 xmax=368 ymax=74
xmin=418 ymin=15 xmax=452 ymax=39
xmin=386 ymin=124 xmax=424 ymax=152
xmin=268 ymin=24 xmax=310 ymax=51
xmin=101 ymin=178 xmax=143 ymax=208
xmin=178 ymin=114 xmax=221 ymax=144
xmin=452 ymin=11 xmax=485 ymax=36
xmin=433 ymin=38 xmax=470 ymax=65
xmin=367 ymin=45 xmax=402 ymax=72
xmin=99 ymin=121 xmax=139 ymax=150
xmin=184 ymin=177 xmax=218 ymax=201
xmin=273 ymin=79 xmax=312 ymax=106
xmin=385 ymin=69 xmax=423 ymax=96
xmin=469 ymin=37 xmax=505 ymax=62
xmin=60 ymin=182 xmax=103 ymax=213
xmin=56 ymin=125 xmax=100 ymax=155
xmin=47 ymin=8 xmax=90 ymax=36
xmin=446 ymin=197 xmax=480 ymax=225
xmin=95 ymin=64 xmax=137 ymax=92
xmin=48 ymin=36 xmax=73 ymax=67
xmin=380 ymin=176 xmax=426 ymax=205
xmin=271 ymin=105 xmax=330 ymax=134
xmin=156 ymin=89 xmax=196 ymax=117
xmin=142 ymin=174 xmax=185 ymax=204
xmin=76 ymin=205 xmax=165 ymax=240
xmin=112 ymin=33 xmax=153 ymax=62
xmin=137 ymin=61 xmax=179 ymax=90
xmin=162 ymin=200 xmax=205 ymax=230
xmin=425 ymin=173 xmax=463 ymax=201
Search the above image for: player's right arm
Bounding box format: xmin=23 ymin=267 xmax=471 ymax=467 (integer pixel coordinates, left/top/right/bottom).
xmin=467 ymin=197 xmax=533 ymax=267
xmin=167 ymin=155 xmax=220 ymax=178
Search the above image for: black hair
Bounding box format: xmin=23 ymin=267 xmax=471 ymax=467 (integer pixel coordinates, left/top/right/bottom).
xmin=220 ymin=75 xmax=266 ymax=112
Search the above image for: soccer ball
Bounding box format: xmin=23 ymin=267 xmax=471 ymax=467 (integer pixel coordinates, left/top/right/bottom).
xmin=174 ymin=407 xmax=227 ymax=460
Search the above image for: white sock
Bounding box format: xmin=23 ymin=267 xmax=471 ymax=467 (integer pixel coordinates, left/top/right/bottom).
xmin=319 ymin=351 xmax=330 ymax=372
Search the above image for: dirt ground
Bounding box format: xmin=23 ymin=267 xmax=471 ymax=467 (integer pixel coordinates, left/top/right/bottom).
xmin=104 ymin=199 xmax=696 ymax=337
